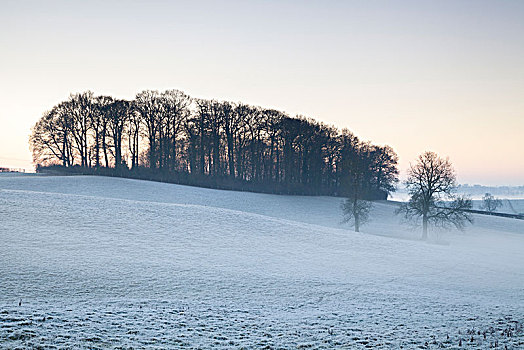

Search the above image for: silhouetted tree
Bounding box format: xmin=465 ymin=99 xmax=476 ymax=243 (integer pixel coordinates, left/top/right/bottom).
xmin=135 ymin=90 xmax=162 ymax=168
xmin=221 ymin=101 xmax=239 ymax=178
xmin=105 ymin=99 xmax=130 ymax=168
xmin=397 ymin=151 xmax=473 ymax=240
xmin=30 ymin=106 xmax=72 ymax=167
xmin=89 ymin=95 xmax=113 ymax=168
xmin=161 ymin=90 xmax=190 ymax=171
xmin=194 ymin=98 xmax=211 ymax=175
xmin=208 ymin=100 xmax=224 ymax=176
xmin=234 ymin=103 xmax=252 ymax=180
xmin=369 ymin=145 xmax=399 ymax=196
xmin=127 ymin=104 xmax=141 ymax=169
xmin=68 ymin=92 xmax=94 ymax=167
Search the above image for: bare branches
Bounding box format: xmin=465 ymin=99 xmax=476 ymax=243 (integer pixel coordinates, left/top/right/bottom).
xmin=341 ymin=198 xmax=373 ymax=232
xmin=397 ymin=152 xmax=473 ymax=240
xmin=29 ymin=89 xmax=400 ymax=198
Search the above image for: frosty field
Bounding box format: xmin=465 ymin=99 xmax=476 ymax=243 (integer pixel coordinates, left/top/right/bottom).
xmin=0 ymin=174 xmax=523 ymax=349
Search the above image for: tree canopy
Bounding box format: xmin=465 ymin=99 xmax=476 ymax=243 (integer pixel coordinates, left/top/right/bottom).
xmin=397 ymin=151 xmax=473 ymax=240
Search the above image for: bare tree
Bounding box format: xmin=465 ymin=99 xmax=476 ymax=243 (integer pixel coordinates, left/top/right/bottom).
xmin=221 ymin=101 xmax=239 ymax=178
xmin=161 ymin=90 xmax=190 ymax=171
xmin=127 ymin=104 xmax=142 ymax=169
xmin=105 ymin=99 xmax=130 ymax=168
xmin=135 ymin=90 xmax=162 ymax=168
xmin=234 ymin=103 xmax=252 ymax=180
xmin=209 ymin=100 xmax=224 ymax=176
xmin=194 ymin=98 xmax=211 ymax=175
xmin=68 ymin=92 xmax=94 ymax=167
xmin=30 ymin=106 xmax=72 ymax=167
xmin=397 ymin=151 xmax=472 ymax=240
xmin=341 ymin=198 xmax=372 ymax=232
xmin=481 ymin=193 xmax=502 ymax=213
xmin=90 ymin=95 xmax=113 ymax=168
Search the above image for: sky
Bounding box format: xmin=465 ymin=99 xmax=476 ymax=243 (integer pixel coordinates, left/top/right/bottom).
xmin=0 ymin=0 xmax=523 ymax=185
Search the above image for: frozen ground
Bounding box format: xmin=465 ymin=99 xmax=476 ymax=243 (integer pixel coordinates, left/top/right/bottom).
xmin=0 ymin=174 xmax=523 ymax=349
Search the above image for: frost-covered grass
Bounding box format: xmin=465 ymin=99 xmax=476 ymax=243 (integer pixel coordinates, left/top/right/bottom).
xmin=0 ymin=174 xmax=523 ymax=348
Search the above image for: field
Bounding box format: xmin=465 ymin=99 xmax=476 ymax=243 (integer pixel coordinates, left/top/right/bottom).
xmin=1 ymin=174 xmax=523 ymax=348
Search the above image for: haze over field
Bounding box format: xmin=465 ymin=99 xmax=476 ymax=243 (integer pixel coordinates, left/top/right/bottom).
xmin=1 ymin=174 xmax=523 ymax=348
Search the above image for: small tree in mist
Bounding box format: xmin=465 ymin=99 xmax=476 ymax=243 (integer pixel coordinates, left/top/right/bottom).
xmin=341 ymin=198 xmax=372 ymax=232
xmin=340 ymin=141 xmax=376 ymax=233
xmin=480 ymin=193 xmax=502 ymax=213
xmin=396 ymin=151 xmax=473 ymax=240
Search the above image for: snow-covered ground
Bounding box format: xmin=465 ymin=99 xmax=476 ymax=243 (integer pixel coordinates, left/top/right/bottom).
xmin=1 ymin=174 xmax=523 ymax=349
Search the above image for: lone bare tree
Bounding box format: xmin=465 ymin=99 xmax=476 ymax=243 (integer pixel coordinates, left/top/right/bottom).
xmin=397 ymin=151 xmax=472 ymax=240
xmin=341 ymin=198 xmax=372 ymax=232
xmin=340 ymin=140 xmax=376 ymax=232
xmin=480 ymin=193 xmax=502 ymax=213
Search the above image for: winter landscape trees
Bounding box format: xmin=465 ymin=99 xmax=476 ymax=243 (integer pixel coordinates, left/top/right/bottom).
xmin=397 ymin=151 xmax=473 ymax=240
xmin=30 ymin=90 xmax=481 ymax=238
xmin=30 ymin=89 xmax=399 ymax=198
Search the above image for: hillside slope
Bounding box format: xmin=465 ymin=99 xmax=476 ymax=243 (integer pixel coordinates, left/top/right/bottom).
xmin=1 ymin=174 xmax=523 ymax=348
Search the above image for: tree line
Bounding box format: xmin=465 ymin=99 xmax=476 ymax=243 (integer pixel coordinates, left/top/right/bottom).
xmin=30 ymin=90 xmax=399 ymax=198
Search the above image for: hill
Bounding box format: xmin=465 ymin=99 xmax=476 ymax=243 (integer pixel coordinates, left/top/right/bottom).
xmin=1 ymin=174 xmax=523 ymax=348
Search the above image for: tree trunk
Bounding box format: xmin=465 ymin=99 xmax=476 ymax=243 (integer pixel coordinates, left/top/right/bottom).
xmin=422 ymin=214 xmax=428 ymax=240
xmin=134 ymin=130 xmax=139 ymax=168
xmin=172 ymin=133 xmax=177 ymax=171
xmin=200 ymin=138 xmax=205 ymax=175
xmin=226 ymin=129 xmax=235 ymax=178
xmin=94 ymin=130 xmax=100 ymax=168
xmin=269 ymin=137 xmax=275 ymax=181
xmin=62 ymin=133 xmax=67 ymax=167
xmin=103 ymin=133 xmax=109 ymax=168
xmin=353 ymin=197 xmax=360 ymax=232
xmin=149 ymin=136 xmax=156 ymax=169
xmin=213 ymin=134 xmax=220 ymax=176
xmin=115 ymin=131 xmax=122 ymax=169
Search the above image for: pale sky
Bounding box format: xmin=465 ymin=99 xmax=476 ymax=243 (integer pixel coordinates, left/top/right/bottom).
xmin=1 ymin=0 xmax=523 ymax=185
